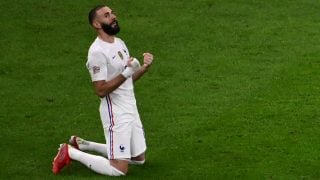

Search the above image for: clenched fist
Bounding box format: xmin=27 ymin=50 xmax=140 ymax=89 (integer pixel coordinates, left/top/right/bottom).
xmin=142 ymin=53 xmax=153 ymax=68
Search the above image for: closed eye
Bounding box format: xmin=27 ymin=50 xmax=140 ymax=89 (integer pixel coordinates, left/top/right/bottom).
xmin=104 ymin=12 xmax=110 ymax=17
xmin=104 ymin=11 xmax=115 ymax=18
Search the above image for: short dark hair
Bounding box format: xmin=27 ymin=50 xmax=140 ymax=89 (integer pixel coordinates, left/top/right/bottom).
xmin=88 ymin=5 xmax=106 ymax=26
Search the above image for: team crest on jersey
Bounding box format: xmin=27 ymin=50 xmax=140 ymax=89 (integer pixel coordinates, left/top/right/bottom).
xmin=118 ymin=51 xmax=124 ymax=60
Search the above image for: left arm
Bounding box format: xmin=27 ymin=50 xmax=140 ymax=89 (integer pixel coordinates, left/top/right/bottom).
xmin=132 ymin=52 xmax=154 ymax=82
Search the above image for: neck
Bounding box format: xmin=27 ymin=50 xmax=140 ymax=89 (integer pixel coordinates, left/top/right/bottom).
xmin=98 ymin=32 xmax=115 ymax=43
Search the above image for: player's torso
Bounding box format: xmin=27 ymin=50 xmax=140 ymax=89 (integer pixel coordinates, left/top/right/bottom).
xmin=99 ymin=38 xmax=130 ymax=81
xmin=93 ymin=38 xmax=138 ymax=121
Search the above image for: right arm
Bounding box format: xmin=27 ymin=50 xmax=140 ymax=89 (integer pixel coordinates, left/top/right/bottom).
xmin=93 ymin=75 xmax=126 ymax=98
xmin=88 ymin=51 xmax=140 ymax=98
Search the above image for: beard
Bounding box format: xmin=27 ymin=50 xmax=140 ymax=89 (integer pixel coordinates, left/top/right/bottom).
xmin=101 ymin=20 xmax=120 ymax=35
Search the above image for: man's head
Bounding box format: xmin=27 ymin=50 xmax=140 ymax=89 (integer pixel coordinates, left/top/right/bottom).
xmin=88 ymin=5 xmax=120 ymax=35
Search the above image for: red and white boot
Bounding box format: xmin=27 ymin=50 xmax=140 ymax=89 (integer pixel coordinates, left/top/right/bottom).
xmin=52 ymin=143 xmax=71 ymax=174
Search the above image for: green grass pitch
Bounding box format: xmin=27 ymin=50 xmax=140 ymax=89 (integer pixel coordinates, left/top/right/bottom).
xmin=1 ymin=0 xmax=320 ymax=179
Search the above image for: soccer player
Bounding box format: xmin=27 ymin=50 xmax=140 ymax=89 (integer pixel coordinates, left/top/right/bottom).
xmin=52 ymin=5 xmax=154 ymax=176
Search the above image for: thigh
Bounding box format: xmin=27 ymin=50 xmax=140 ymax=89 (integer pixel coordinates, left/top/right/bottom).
xmin=130 ymin=117 xmax=147 ymax=157
xmin=103 ymin=122 xmax=132 ymax=160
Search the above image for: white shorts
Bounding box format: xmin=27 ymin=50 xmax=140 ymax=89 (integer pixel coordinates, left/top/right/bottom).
xmin=101 ymin=113 xmax=147 ymax=160
xmin=99 ymin=95 xmax=147 ymax=160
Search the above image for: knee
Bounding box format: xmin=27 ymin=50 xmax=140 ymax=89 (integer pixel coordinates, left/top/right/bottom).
xmin=130 ymin=153 xmax=146 ymax=165
xmin=131 ymin=152 xmax=145 ymax=161
xmin=130 ymin=159 xmax=145 ymax=165
xmin=110 ymin=160 xmax=129 ymax=175
xmin=111 ymin=166 xmax=127 ymax=176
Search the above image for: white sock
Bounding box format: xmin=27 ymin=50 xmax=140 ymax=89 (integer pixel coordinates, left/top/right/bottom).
xmin=68 ymin=146 xmax=124 ymax=176
xmin=79 ymin=140 xmax=108 ymax=157
xmin=129 ymin=160 xmax=145 ymax=165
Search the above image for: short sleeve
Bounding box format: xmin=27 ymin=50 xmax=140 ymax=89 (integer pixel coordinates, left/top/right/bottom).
xmin=86 ymin=51 xmax=108 ymax=82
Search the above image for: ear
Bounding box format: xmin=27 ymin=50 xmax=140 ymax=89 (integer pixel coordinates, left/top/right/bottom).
xmin=93 ymin=20 xmax=101 ymax=29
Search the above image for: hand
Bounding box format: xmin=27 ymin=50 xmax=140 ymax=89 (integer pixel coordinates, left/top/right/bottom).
xmin=127 ymin=57 xmax=141 ymax=71
xmin=142 ymin=53 xmax=153 ymax=68
xmin=121 ymin=57 xmax=141 ymax=78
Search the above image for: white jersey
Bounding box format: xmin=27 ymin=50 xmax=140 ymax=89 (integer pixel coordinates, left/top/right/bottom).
xmin=86 ymin=37 xmax=138 ymax=125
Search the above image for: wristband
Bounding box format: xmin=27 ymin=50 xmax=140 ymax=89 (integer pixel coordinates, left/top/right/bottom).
xmin=121 ymin=58 xmax=141 ymax=78
xmin=121 ymin=67 xmax=135 ymax=78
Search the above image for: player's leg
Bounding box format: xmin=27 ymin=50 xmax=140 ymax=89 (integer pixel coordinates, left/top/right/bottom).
xmin=67 ymin=121 xmax=132 ymax=175
xmin=69 ymin=135 xmax=108 ymax=157
xmin=52 ymin=143 xmax=124 ymax=176
xmin=129 ymin=115 xmax=147 ymax=165
xmin=96 ymin=97 xmax=131 ymax=173
xmin=68 ymin=145 xmax=126 ymax=175
xmin=52 ymin=108 xmax=131 ymax=175
xmin=130 ymin=153 xmax=145 ymax=165
xmin=103 ymin=121 xmax=132 ymax=172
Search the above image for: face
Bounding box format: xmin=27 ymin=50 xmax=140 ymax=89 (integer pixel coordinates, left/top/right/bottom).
xmin=94 ymin=6 xmax=120 ymax=35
